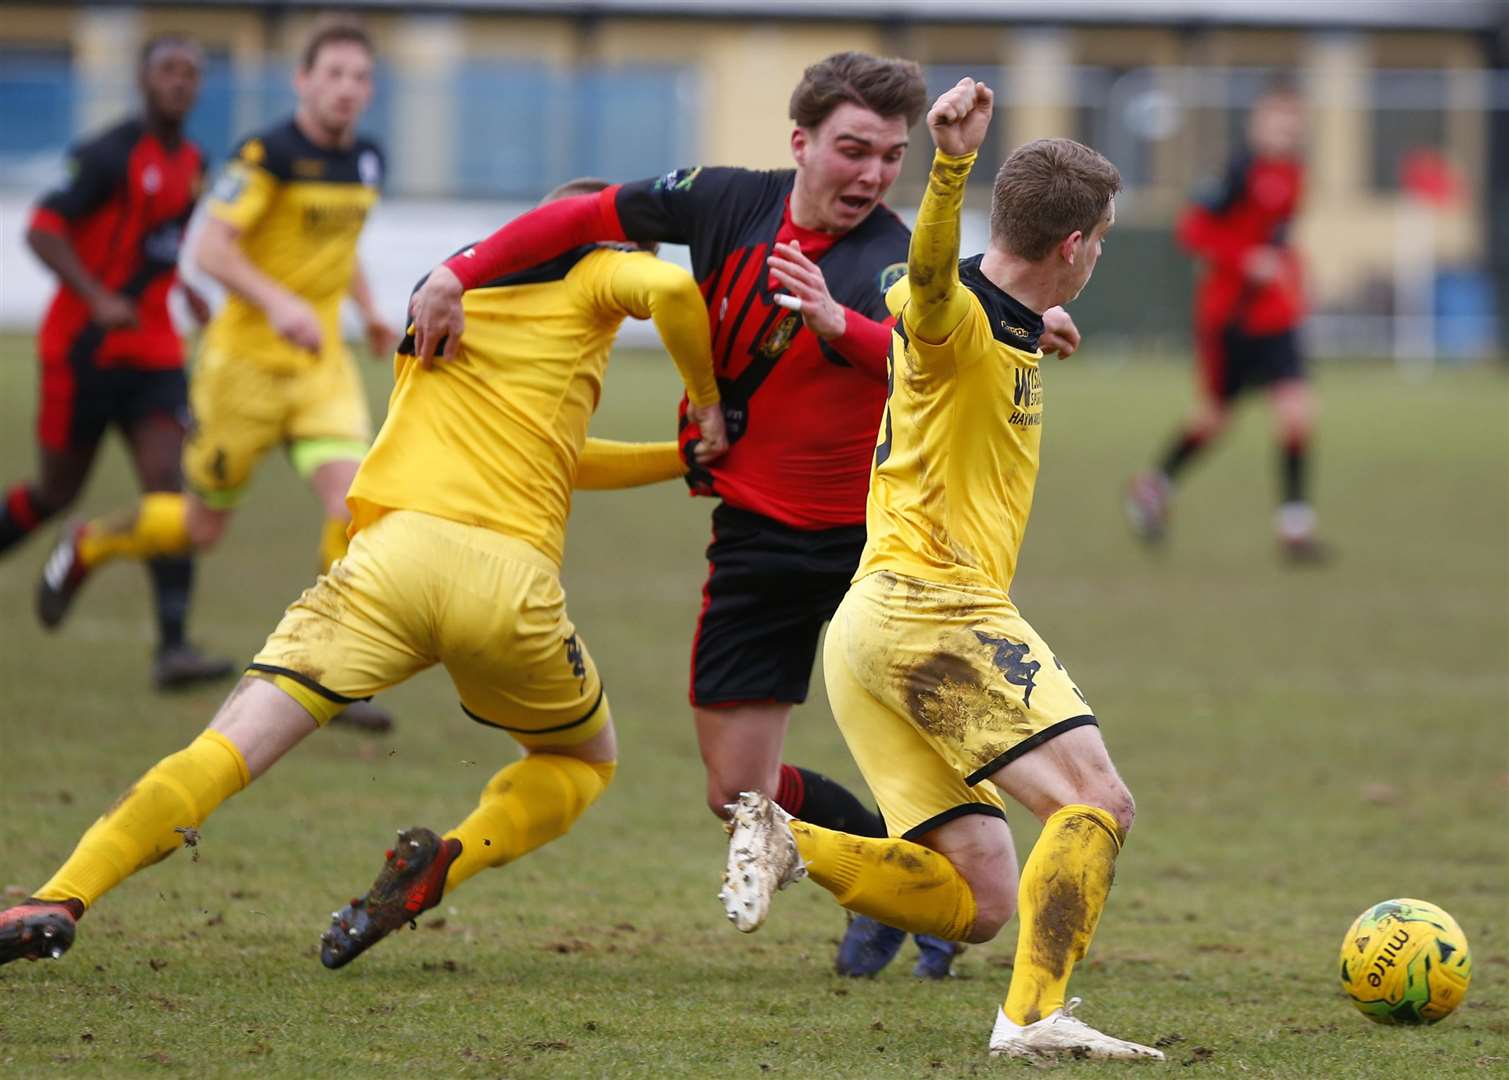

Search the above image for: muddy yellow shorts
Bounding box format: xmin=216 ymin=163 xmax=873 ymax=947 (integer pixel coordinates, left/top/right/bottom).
xmin=250 ymin=510 xmax=608 ymax=747
xmin=183 ymin=344 xmax=372 ymax=508
xmin=822 ymin=570 xmax=1096 ymax=839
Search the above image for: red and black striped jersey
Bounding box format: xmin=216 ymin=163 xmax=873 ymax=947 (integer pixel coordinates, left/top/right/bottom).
xmin=1177 ymin=153 xmax=1306 ymax=336
xmin=30 ymin=117 xmax=204 ymax=370
xmin=615 ymin=166 xmax=910 ymax=529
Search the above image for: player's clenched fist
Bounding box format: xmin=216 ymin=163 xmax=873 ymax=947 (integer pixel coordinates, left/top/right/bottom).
xmin=927 ymin=77 xmax=993 ymax=158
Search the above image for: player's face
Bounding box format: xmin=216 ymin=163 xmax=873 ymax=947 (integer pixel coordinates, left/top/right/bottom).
xmin=1065 ymin=199 xmax=1115 ymax=303
xmin=1250 ymin=95 xmax=1305 ymax=158
xmin=296 ymin=41 xmax=375 ymax=139
xmin=791 ymin=102 xmax=910 ymax=233
xmin=141 ymin=46 xmax=202 ymax=124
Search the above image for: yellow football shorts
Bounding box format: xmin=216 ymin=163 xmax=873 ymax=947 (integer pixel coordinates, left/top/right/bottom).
xmin=183 ymin=343 xmax=372 ymax=508
xmin=822 ymin=570 xmax=1097 ymax=839
xmin=250 ymin=510 xmax=608 ymax=747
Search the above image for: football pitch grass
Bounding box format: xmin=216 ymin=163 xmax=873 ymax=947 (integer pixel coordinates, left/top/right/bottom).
xmin=0 ymin=335 xmax=1504 ymax=1078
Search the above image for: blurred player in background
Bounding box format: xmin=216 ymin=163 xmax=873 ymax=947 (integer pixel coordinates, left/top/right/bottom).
xmin=718 ymin=78 xmax=1164 ymax=1061
xmin=1126 ymin=84 xmax=1324 ymax=561
xmin=409 ymin=50 xmax=1082 ymax=979
xmin=35 ymin=19 xmax=400 ymax=729
xmin=0 ymin=179 xmax=727 ymax=973
xmin=0 ymin=36 xmax=231 ymax=690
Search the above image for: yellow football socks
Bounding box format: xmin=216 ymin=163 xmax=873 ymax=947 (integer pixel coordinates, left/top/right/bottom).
xmin=1003 ymin=804 xmax=1124 ymax=1025
xmin=77 ymin=492 xmax=191 ymax=568
xmin=789 ymin=821 xmax=978 ymax=941
xmin=318 ymin=517 xmax=350 ymax=574
xmin=32 ymin=730 xmax=250 ymax=911
xmin=443 ymin=754 xmax=617 ymax=892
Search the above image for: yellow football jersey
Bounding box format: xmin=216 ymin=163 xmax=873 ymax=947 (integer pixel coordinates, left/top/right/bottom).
xmin=346 ymin=245 xmax=717 ymax=567
xmin=856 ymin=256 xmax=1047 ymax=596
xmin=202 ymin=118 xmax=383 ymax=372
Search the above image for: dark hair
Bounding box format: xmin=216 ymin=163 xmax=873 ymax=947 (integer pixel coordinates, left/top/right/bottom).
xmin=543 ymin=177 xmax=611 ymax=204
xmin=140 ymin=34 xmax=201 ymax=72
xmin=301 ymin=16 xmax=374 ymax=72
xmin=990 ymin=138 xmax=1122 ymax=260
xmin=789 ymin=51 xmax=928 ymax=131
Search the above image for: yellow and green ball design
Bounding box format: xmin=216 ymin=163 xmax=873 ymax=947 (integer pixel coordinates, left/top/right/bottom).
xmin=1339 ymin=898 xmax=1472 ymax=1024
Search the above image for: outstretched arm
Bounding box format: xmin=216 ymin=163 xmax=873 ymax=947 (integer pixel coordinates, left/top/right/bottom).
xmin=605 ymin=255 xmax=727 ymax=462
xmin=907 ymin=78 xmax=993 ymax=345
xmin=410 ymin=188 xmax=627 ymax=364
xmin=575 ymin=439 xmax=685 ymax=490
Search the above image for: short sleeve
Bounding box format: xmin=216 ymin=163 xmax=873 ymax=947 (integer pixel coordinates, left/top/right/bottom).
xmin=206 ymin=137 xmax=280 ymax=232
xmin=36 ymin=130 xmax=129 ymax=223
xmin=613 ymin=166 xmax=748 ymax=247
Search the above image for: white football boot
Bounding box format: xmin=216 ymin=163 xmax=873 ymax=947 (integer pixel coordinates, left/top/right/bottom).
xmin=718 ymin=791 xmax=807 ymax=932
xmin=988 ymin=998 xmax=1165 ymax=1061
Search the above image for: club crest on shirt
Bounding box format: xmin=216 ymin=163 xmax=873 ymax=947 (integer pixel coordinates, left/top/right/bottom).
xmin=758 ymin=311 xmax=801 ymax=359
xmin=211 ymin=164 xmax=248 ymax=204
xmin=878 ymin=261 xmax=907 ymax=293
xmin=654 ymin=166 xmax=702 ymax=193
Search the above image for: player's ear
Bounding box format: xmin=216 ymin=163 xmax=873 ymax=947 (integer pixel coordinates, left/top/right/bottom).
xmin=1058 ymin=230 xmax=1085 ymax=266
xmin=790 ymin=127 xmax=809 ymax=167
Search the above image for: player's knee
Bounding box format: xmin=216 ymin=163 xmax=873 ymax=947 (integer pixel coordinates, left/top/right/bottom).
xmin=185 ymin=504 xmax=228 ymax=550
xmin=1087 ymin=781 xmax=1136 ymax=837
xmin=962 ymin=872 xmax=1018 ymax=943
xmin=31 ymin=480 xmax=80 ymax=518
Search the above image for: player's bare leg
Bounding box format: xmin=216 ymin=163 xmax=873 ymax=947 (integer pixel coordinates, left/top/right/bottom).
xmin=1127 ymin=393 xmax=1227 ymax=544
xmin=320 ymin=716 xmax=618 ymax=969
xmin=5 ymin=443 xmax=95 ymax=557
xmin=0 ymin=678 xmax=316 ymax=966
xmin=306 ymin=456 xmax=394 ymax=732
xmin=694 ymin=702 xmax=790 ymax=820
xmin=1269 ymin=377 xmax=1326 ymax=562
xmin=984 ymin=726 xmax=1163 ymax=1060
xmin=697 ymin=703 xmax=947 ymax=974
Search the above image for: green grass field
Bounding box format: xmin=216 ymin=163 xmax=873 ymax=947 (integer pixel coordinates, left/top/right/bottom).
xmin=0 ymin=335 xmax=1505 ymax=1078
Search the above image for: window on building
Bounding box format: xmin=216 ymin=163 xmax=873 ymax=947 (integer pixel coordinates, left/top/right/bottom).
xmin=0 ymin=47 xmax=74 ymax=187
xmin=1370 ymin=68 xmax=1448 ymax=192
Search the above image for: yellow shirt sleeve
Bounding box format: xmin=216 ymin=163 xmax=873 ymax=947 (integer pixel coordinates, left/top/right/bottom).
xmin=903 ymin=150 xmax=978 ymax=349
xmin=207 ymin=139 xmax=278 ymax=233
xmin=597 ymin=252 xmax=720 ymax=407
xmin=574 ymin=438 xmax=686 ymax=490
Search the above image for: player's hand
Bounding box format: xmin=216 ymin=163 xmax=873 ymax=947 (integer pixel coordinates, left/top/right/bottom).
xmin=88 ymin=290 xmax=138 ymax=331
xmin=1243 ymin=246 xmax=1284 ymax=284
xmin=268 ymin=292 xmax=323 ymax=353
xmin=687 ymin=402 xmax=729 ymax=464
xmin=1040 ymin=305 xmax=1081 ymax=358
xmin=927 ymin=77 xmax=994 ymax=158
xmin=410 ymin=265 xmax=465 ymax=367
xmin=362 ymin=309 xmax=399 ymax=359
xmin=766 ymin=241 xmax=846 ymax=340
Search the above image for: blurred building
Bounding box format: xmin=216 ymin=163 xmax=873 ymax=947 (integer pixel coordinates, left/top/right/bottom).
xmin=1 ymin=0 xmax=1504 ymax=359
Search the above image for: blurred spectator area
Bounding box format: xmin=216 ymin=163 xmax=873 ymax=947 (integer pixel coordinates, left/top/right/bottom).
xmin=0 ymin=0 xmax=1504 ymax=360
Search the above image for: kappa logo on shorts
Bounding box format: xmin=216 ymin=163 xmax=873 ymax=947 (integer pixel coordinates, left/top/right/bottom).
xmin=972 ymin=630 xmax=1039 ymax=708
xmin=564 ymin=633 xmax=587 ymax=692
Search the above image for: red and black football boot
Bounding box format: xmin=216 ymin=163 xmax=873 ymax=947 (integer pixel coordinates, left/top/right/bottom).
xmin=36 ymin=524 xmax=90 ymax=630
xmin=319 ymin=827 xmax=460 ymax=969
xmin=0 ymin=899 xmax=81 ymax=966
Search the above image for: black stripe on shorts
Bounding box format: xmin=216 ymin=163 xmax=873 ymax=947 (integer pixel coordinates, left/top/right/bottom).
xmin=246 ymin=663 xmax=368 ymax=705
xmin=901 ymin=802 xmax=1008 ymax=843
xmin=460 ymin=685 xmax=605 ymax=736
xmin=963 ymin=715 xmax=1099 ymax=787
